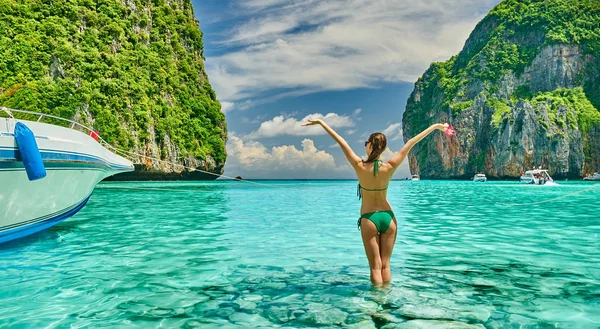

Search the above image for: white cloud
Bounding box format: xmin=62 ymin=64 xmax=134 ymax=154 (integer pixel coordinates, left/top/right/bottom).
xmin=228 ymin=19 xmax=298 ymax=45
xmin=353 ymin=109 xmax=362 ymax=116
xmin=220 ymin=100 xmax=255 ymax=114
xmin=246 ymin=112 xmax=354 ymax=139
xmin=241 ymin=116 xmax=261 ymax=124
xmin=382 ymin=122 xmax=403 ymax=141
xmin=223 ymin=135 xmax=352 ymax=179
xmin=346 ymin=129 xmax=356 ymax=135
xmin=223 ymin=135 xmax=412 ymax=179
xmin=220 ymin=101 xmax=235 ymax=113
xmin=381 ymin=147 xmax=396 ymax=163
xmin=238 ymin=100 xmax=254 ymax=111
xmin=208 ymin=0 xmax=501 ymax=102
xmin=381 ymin=147 xmax=411 ymax=178
xmin=240 ymin=0 xmax=288 ymax=9
xmin=382 ymin=123 xmax=400 ymax=136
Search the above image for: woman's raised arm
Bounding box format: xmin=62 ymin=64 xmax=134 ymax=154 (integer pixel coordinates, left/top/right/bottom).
xmin=387 ymin=123 xmax=452 ymax=170
xmin=302 ymin=119 xmax=362 ymax=168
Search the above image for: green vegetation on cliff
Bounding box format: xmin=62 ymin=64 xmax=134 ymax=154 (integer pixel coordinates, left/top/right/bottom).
xmin=487 ymin=97 xmax=512 ymax=128
xmin=0 ymin=0 xmax=226 ymax=165
xmin=531 ymin=87 xmax=600 ymax=132
xmin=403 ymin=0 xmax=600 ymax=178
xmin=407 ymin=0 xmax=600 ymax=121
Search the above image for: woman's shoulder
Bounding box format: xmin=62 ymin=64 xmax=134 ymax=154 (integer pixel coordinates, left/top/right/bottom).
xmin=379 ymin=160 xmax=394 ymax=171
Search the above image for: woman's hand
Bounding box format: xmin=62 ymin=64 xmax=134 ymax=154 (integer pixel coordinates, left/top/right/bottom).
xmin=434 ymin=123 xmax=455 ymax=136
xmin=434 ymin=123 xmax=449 ymax=131
xmin=302 ymin=119 xmax=323 ymax=127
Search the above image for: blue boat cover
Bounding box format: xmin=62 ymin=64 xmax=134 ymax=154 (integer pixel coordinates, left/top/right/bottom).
xmin=14 ymin=122 xmax=46 ymax=181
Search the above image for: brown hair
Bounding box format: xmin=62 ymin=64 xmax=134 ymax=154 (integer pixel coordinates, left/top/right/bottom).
xmin=364 ymin=133 xmax=387 ymax=163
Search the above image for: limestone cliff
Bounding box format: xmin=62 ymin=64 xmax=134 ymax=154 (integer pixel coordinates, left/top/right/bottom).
xmin=0 ymin=0 xmax=226 ymax=180
xmin=402 ymin=0 xmax=600 ymax=179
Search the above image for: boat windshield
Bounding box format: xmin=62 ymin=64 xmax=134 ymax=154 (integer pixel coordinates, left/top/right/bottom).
xmin=524 ymin=170 xmax=549 ymax=176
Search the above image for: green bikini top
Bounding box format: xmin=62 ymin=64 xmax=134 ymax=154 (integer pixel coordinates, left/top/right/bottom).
xmin=357 ymin=160 xmax=388 ymax=200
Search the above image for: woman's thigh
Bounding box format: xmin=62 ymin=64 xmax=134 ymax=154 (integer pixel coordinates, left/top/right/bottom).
xmin=380 ymin=218 xmax=397 ymax=265
xmin=360 ymin=219 xmax=381 ymax=269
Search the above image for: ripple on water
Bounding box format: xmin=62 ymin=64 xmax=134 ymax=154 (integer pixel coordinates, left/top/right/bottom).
xmin=1 ymin=181 xmax=599 ymax=328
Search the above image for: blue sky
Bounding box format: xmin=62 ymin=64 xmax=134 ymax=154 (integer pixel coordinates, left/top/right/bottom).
xmin=191 ymin=0 xmax=502 ymax=179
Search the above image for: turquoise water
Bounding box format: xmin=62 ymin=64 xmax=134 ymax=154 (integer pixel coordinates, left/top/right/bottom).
xmin=1 ymin=180 xmax=599 ymax=328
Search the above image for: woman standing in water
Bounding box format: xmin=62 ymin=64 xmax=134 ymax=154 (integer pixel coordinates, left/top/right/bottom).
xmin=302 ymin=119 xmax=454 ymax=285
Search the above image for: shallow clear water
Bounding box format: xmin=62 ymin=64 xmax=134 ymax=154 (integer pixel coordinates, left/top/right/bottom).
xmin=1 ymin=180 xmax=599 ymax=328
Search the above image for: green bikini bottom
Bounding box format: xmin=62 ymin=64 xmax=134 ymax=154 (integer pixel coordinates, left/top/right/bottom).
xmin=357 ymin=210 xmax=395 ymax=233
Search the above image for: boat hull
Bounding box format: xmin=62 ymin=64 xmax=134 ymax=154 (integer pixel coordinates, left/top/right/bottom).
xmin=519 ymin=177 xmax=546 ymax=184
xmin=519 ymin=169 xmax=555 ymax=185
xmin=519 ymin=176 xmax=557 ymax=185
xmin=1 ymin=118 xmax=133 ymax=244
xmin=0 ymin=166 xmax=110 ymax=244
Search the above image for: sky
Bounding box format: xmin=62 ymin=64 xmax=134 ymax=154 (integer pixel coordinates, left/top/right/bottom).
xmin=191 ymin=0 xmax=502 ymax=179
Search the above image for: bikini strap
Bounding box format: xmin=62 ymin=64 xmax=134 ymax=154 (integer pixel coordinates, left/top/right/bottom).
xmin=357 ymin=184 xmax=388 ymax=199
xmin=358 ymin=160 xmax=384 ymax=199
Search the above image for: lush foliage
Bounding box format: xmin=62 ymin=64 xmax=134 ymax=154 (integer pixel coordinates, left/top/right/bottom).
xmin=408 ymin=0 xmax=600 ymax=113
xmin=486 ymin=97 xmax=512 ymax=128
xmin=0 ymin=0 xmax=226 ymax=164
xmin=402 ymin=0 xmax=600 ymax=176
xmin=532 ymin=87 xmax=600 ymax=133
xmin=491 ymin=0 xmax=600 ymax=52
xmin=405 ymin=0 xmax=600 ymax=138
xmin=450 ymin=100 xmax=474 ymax=115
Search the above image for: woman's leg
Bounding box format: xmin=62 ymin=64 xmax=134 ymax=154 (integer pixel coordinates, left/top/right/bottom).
xmin=380 ymin=218 xmax=397 ymax=283
xmin=360 ymin=218 xmax=383 ymax=285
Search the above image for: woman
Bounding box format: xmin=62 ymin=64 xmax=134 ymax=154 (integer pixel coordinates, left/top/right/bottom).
xmin=302 ymin=119 xmax=454 ymax=285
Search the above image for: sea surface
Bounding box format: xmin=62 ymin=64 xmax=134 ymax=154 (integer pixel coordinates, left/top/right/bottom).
xmin=1 ymin=180 xmax=599 ymax=328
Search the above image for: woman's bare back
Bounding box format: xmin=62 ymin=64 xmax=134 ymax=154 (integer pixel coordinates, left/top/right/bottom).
xmin=356 ymin=160 xmax=394 ymax=214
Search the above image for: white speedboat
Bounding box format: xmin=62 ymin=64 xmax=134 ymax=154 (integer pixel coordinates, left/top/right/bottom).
xmin=583 ymin=173 xmax=600 ymax=181
xmin=519 ymin=169 xmax=556 ymax=185
xmin=1 ymin=108 xmax=134 ymax=244
xmin=411 ymin=174 xmax=420 ymax=181
xmin=473 ymin=173 xmax=487 ymax=182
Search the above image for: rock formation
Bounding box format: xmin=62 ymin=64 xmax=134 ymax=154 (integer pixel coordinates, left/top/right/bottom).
xmin=402 ymin=0 xmax=600 ymax=179
xmin=0 ymin=0 xmax=226 ymax=180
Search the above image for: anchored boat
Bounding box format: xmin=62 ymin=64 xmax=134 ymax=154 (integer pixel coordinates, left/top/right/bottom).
xmin=519 ymin=169 xmax=556 ymax=185
xmin=583 ymin=173 xmax=600 ymax=181
xmin=473 ymin=173 xmax=487 ymax=182
xmin=0 ymin=108 xmax=133 ymax=244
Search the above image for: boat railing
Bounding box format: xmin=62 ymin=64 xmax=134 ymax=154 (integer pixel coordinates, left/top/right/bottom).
xmin=0 ymin=107 xmax=112 ymax=148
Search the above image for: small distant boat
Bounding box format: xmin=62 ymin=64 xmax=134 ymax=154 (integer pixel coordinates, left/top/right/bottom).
xmin=473 ymin=173 xmax=487 ymax=182
xmin=1 ymin=108 xmax=134 ymax=244
xmin=583 ymin=173 xmax=600 ymax=181
xmin=519 ymin=169 xmax=556 ymax=185
xmin=411 ymin=174 xmax=420 ymax=181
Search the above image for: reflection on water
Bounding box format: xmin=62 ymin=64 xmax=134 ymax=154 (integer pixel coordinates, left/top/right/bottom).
xmin=0 ymin=181 xmax=599 ymax=328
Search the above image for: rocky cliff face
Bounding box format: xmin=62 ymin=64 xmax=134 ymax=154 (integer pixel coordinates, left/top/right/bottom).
xmin=0 ymin=0 xmax=226 ymax=180
xmin=402 ymin=0 xmax=600 ymax=179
